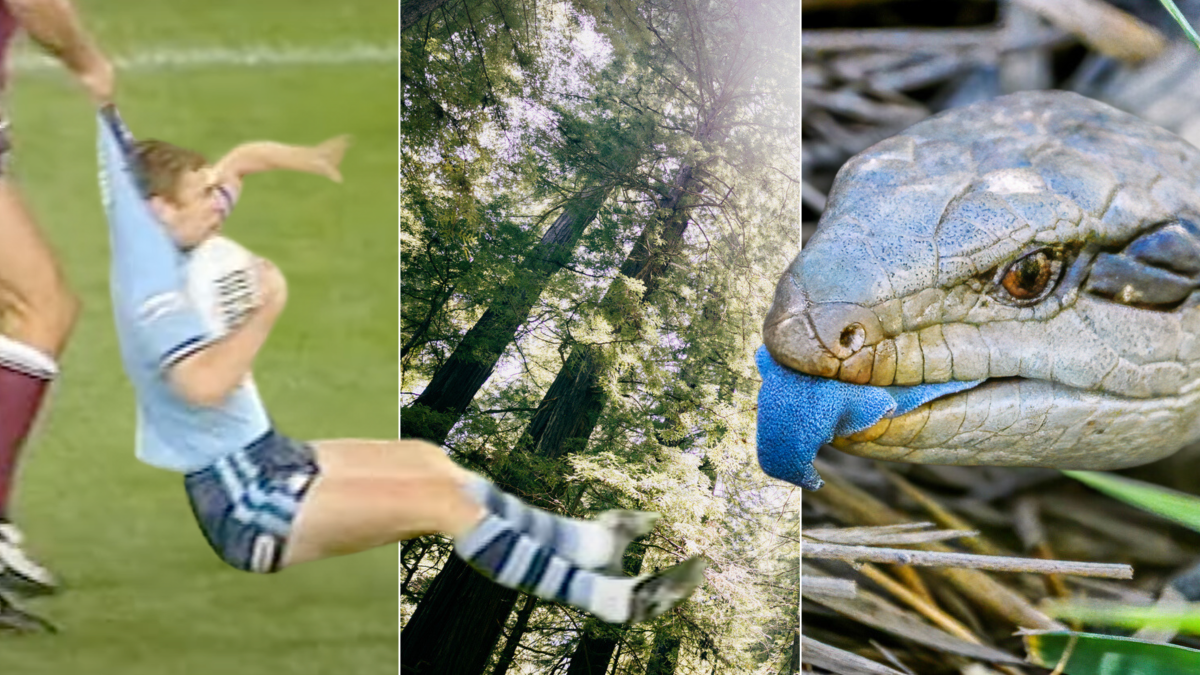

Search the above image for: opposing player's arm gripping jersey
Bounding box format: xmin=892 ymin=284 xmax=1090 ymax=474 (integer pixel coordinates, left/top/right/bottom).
xmin=97 ymin=108 xmax=213 ymax=366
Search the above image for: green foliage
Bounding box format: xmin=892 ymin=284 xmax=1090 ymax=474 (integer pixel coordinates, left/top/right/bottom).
xmin=1042 ymin=602 xmax=1200 ymax=635
xmin=400 ymin=189 xmax=539 ymax=373
xmin=1026 ymin=630 xmax=1200 ymax=674
xmin=1065 ymin=470 xmax=1200 ymax=534
xmin=1035 ymin=474 xmax=1200 ymax=672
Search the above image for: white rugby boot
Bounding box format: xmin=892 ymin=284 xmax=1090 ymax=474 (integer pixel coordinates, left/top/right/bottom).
xmin=0 ymin=522 xmax=58 ymax=597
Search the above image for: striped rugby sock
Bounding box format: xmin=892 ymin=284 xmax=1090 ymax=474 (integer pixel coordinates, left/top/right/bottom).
xmin=453 ymin=513 xmax=636 ymax=623
xmin=462 ymin=475 xmax=615 ymax=569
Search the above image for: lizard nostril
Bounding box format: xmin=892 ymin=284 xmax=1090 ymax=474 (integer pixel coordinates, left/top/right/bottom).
xmin=808 ymin=303 xmax=883 ymax=360
xmin=839 ymin=324 xmax=865 ymax=353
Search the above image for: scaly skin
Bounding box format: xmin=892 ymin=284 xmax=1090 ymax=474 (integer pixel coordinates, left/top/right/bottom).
xmin=766 ymin=90 xmax=1200 ymax=470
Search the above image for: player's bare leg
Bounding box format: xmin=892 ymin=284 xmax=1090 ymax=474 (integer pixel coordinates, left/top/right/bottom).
xmin=281 ymin=440 xmax=487 ymax=558
xmin=0 ymin=177 xmax=77 ymax=596
xmin=287 ymin=439 xmax=658 ymax=572
xmin=281 ymin=439 xmax=705 ymax=624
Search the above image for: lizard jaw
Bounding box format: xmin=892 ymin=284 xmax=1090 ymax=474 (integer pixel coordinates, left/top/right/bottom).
xmin=831 ymin=377 xmax=1200 ymax=470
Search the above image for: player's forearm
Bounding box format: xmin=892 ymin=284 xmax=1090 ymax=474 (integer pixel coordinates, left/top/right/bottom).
xmin=9 ymin=0 xmax=106 ymax=79
xmin=215 ymin=142 xmax=327 ymax=180
xmin=168 ymin=309 xmax=278 ymax=407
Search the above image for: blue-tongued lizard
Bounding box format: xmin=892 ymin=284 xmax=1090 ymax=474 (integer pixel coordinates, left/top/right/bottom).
xmin=760 ymin=90 xmax=1200 ymax=490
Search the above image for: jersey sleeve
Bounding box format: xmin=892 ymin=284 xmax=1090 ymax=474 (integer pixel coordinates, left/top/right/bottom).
xmin=98 ymin=108 xmax=214 ymax=368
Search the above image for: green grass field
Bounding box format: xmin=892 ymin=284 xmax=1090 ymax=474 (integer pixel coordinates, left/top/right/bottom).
xmin=1 ymin=2 xmax=397 ymax=672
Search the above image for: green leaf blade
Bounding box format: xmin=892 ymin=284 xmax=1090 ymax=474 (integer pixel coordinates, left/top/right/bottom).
xmin=1159 ymin=0 xmax=1200 ymax=53
xmin=1064 ymin=470 xmax=1200 ymax=533
xmin=1026 ymin=631 xmax=1200 ymax=675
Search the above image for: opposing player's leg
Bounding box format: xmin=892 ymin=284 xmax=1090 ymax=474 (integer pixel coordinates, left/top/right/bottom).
xmin=0 ymin=173 xmax=78 ymax=596
xmin=280 ymin=439 xmax=705 ymax=624
xmin=0 ymin=179 xmax=79 ymax=356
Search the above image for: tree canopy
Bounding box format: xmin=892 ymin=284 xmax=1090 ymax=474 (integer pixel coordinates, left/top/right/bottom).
xmin=401 ymin=1 xmax=800 ymax=673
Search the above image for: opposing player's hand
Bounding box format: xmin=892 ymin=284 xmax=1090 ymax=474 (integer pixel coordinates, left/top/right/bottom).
xmin=78 ymin=54 xmax=115 ymax=105
xmin=255 ymin=257 xmax=288 ymax=318
xmin=313 ymin=135 xmax=350 ymax=183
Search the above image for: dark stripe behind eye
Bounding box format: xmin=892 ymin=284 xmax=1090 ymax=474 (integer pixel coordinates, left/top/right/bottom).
xmin=1085 ymin=253 xmax=1197 ymax=308
xmin=1125 ymin=222 xmax=1200 ymax=276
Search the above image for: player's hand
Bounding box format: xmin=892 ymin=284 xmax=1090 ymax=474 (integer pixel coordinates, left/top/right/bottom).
xmin=255 ymin=257 xmax=288 ymax=318
xmin=312 ymin=135 xmax=350 ymax=183
xmin=78 ymin=54 xmax=115 ymax=105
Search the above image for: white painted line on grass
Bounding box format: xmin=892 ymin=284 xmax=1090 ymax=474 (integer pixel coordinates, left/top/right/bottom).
xmin=9 ymin=43 xmax=397 ymax=72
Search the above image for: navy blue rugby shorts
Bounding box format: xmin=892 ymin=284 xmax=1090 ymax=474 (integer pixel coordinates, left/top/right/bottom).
xmin=183 ymin=430 xmax=319 ymax=573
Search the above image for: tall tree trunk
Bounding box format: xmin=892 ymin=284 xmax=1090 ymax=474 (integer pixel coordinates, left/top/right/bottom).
xmin=401 ymin=163 xmax=700 ymax=675
xmin=780 ymin=630 xmax=799 ymax=675
xmin=565 ymin=628 xmax=621 ymax=675
xmin=520 ymin=166 xmax=694 ymax=459
xmin=564 ymin=551 xmax=645 ymax=675
xmin=492 ymin=595 xmax=539 ymax=675
xmin=645 ymin=630 xmax=681 ymax=675
xmin=400 ymin=557 xmax=520 ymax=675
xmin=402 ymin=186 xmax=611 ymax=444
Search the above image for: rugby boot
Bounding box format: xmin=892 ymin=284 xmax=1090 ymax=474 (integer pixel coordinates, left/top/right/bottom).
xmin=0 ymin=522 xmax=57 ymax=597
xmin=0 ymin=590 xmax=56 ymax=633
xmin=596 ymin=510 xmax=660 ymax=575
xmin=627 ymin=556 xmax=707 ymax=624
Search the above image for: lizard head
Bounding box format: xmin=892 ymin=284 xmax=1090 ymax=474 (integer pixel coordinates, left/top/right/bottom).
xmin=766 ymin=90 xmax=1200 ymax=470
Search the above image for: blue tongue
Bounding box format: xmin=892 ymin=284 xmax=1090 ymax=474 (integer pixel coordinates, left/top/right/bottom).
xmin=755 ymin=345 xmax=983 ymax=490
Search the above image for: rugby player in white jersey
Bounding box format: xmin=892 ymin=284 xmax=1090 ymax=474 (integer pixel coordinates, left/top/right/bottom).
xmin=96 ymin=109 xmax=705 ymax=627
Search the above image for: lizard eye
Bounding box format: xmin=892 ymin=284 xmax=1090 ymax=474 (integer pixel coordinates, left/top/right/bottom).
xmin=991 ymin=248 xmax=1063 ymax=306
